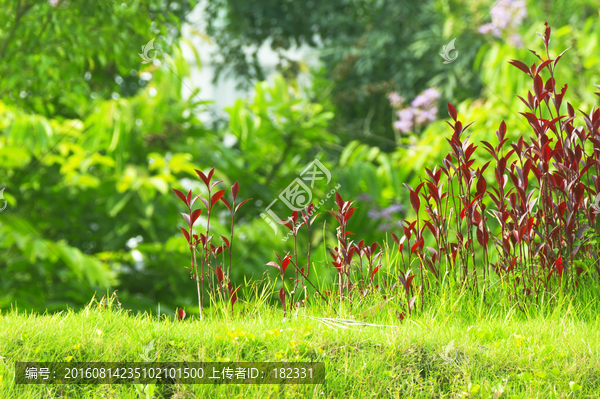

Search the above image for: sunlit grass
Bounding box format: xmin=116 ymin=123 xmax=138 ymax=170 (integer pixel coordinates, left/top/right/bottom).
xmin=1 ymin=286 xmax=600 ymax=398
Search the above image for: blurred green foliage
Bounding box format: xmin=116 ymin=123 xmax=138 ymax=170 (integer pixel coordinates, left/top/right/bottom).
xmin=204 ymin=0 xmax=598 ymax=150
xmin=1 ymin=0 xmax=198 ymax=117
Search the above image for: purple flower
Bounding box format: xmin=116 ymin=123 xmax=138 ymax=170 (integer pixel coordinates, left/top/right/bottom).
xmin=388 ymin=92 xmax=404 ymax=107
xmin=411 ymin=94 xmax=429 ymax=108
xmin=508 ymin=33 xmax=524 ymax=48
xmin=479 ymin=0 xmax=527 ymax=39
xmin=411 ymin=88 xmax=440 ymax=109
xmin=478 ymin=23 xmax=494 ymax=34
xmin=424 ymin=107 xmax=438 ymax=122
xmin=357 ymin=193 xmax=372 ymax=202
xmin=423 ymin=88 xmax=441 ymax=101
xmin=367 ymin=209 xmax=381 ymax=219
xmin=393 ymin=120 xmax=413 ymax=132
xmin=398 ymin=108 xmax=414 ymax=121
xmin=415 ymin=109 xmax=428 ymax=125
xmin=393 ymin=88 xmax=440 ymax=131
xmin=387 ymin=203 xmax=404 ymax=213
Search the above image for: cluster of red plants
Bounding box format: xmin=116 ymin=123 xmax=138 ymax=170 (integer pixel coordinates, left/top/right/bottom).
xmin=266 ymin=22 xmax=600 ymax=317
xmin=395 ymin=23 xmax=600 ymax=311
xmin=175 ymin=23 xmax=600 ymax=320
xmin=266 ymin=194 xmax=383 ymax=315
xmin=173 ymin=168 xmax=251 ymax=319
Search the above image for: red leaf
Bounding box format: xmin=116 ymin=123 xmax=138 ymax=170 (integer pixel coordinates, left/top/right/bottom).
xmin=370 ymin=242 xmax=378 ymax=254
xmin=477 ymin=176 xmax=487 ymax=195
xmin=215 ymin=266 xmax=224 ymax=284
xmin=190 ymin=208 xmax=202 ymax=226
xmin=221 ymin=235 xmax=230 ymax=247
xmin=555 ymin=257 xmax=564 ymax=277
xmin=537 ymin=59 xmax=553 ymax=75
xmin=232 ymin=182 xmax=239 ymax=200
xmin=235 ymin=198 xmax=253 ymax=214
xmin=391 ymin=233 xmax=400 ymax=245
xmin=282 ymin=256 xmax=292 ymax=274
xmin=335 ymin=192 xmax=344 ymax=209
xmin=195 ymin=169 xmax=209 ymax=186
xmin=370 ymin=265 xmax=381 ymax=281
xmin=210 ymin=180 xmax=223 ymax=190
xmin=266 ymin=261 xmax=281 ymax=272
xmin=411 ymin=238 xmax=423 ymax=254
xmin=476 ymin=227 xmax=487 ymax=248
xmin=508 ymin=60 xmax=531 ymax=76
xmin=211 ymin=189 xmax=226 ymax=206
xmin=172 ymin=188 xmax=188 ymax=206
xmin=228 ymin=282 xmax=239 ymax=307
xmin=179 ymin=226 xmax=190 ymax=243
xmin=176 ymin=308 xmax=186 ymax=321
xmin=344 ymin=207 xmax=356 ymax=222
xmin=333 ymin=262 xmax=343 ymax=274
xmin=181 ymin=213 xmax=191 ymax=228
xmin=447 ymin=103 xmax=457 ymax=121
xmin=221 ymin=197 xmax=232 ymax=211
xmin=197 ymin=195 xmax=209 ymax=210
xmin=281 ymin=217 xmax=294 ymax=231
xmin=409 ymin=190 xmax=421 ymax=214
xmin=207 ymin=167 xmax=215 ymax=182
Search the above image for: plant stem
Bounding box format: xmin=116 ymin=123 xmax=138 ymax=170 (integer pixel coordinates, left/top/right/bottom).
xmin=193 ymin=246 xmax=202 ymax=320
xmin=228 ymin=212 xmax=234 ymax=280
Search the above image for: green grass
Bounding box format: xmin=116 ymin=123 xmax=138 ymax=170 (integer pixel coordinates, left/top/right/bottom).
xmin=1 ymin=287 xmax=600 ymax=399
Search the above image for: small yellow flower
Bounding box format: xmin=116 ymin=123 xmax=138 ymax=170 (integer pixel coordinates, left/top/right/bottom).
xmin=265 ymin=329 xmax=281 ymax=338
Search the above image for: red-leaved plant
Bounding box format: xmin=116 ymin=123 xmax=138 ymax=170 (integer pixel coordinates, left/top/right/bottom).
xmin=174 ymin=167 xmax=250 ymax=319
xmin=396 ymin=22 xmax=600 ymax=309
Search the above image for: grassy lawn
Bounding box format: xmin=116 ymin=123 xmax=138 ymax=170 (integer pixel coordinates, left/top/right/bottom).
xmin=1 ymin=290 xmax=600 ymax=399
